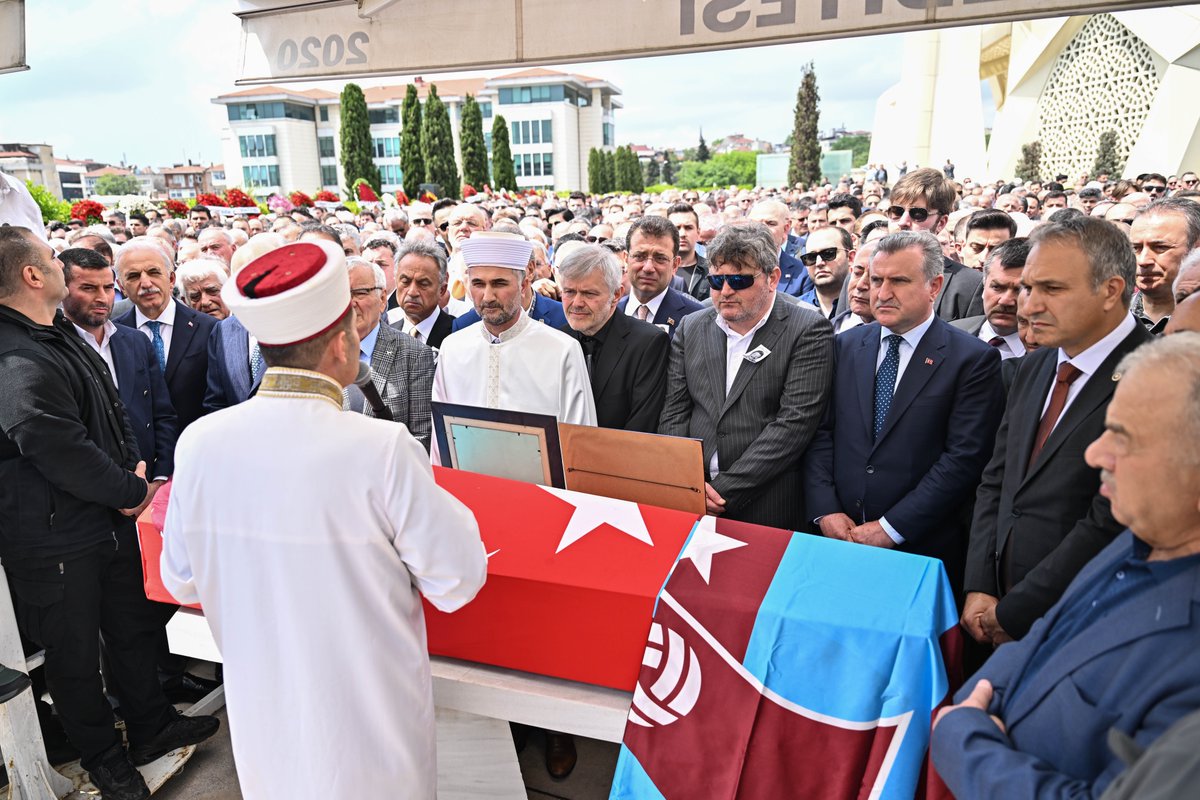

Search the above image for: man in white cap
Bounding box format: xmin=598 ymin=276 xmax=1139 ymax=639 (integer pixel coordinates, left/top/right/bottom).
xmin=433 ymin=231 xmax=597 ymax=444
xmin=160 ymin=239 xmax=487 ymax=799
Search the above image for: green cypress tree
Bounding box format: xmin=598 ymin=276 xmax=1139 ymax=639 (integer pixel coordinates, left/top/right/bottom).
xmin=788 ymin=63 xmax=822 ymax=187
xmin=400 ymin=84 xmax=425 ymax=199
xmin=587 ymin=148 xmax=603 ymax=194
xmin=613 ymin=147 xmax=631 ymax=192
xmin=601 ymin=150 xmax=616 ymax=193
xmin=697 ymin=129 xmax=710 ymax=162
xmin=339 ymin=83 xmax=382 ymax=197
xmin=630 ymin=147 xmax=645 ymax=193
xmin=491 ymin=114 xmax=517 ymax=192
xmin=644 ymin=154 xmax=660 ymax=187
xmin=459 ymin=94 xmax=490 ymax=190
xmin=1092 ymin=130 xmax=1123 ymax=179
xmin=1015 ymin=141 xmax=1043 ymax=184
xmin=421 ymin=85 xmax=460 ymax=199
xmin=661 ymin=151 xmax=676 ymax=185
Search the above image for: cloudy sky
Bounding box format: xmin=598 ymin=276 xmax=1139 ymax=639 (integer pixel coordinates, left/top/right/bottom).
xmin=2 ymin=1 xmax=927 ymax=168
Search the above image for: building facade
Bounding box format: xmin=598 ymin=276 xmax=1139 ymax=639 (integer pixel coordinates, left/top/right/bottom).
xmin=0 ymin=143 xmax=60 ymax=198
xmin=212 ymin=68 xmax=620 ymax=197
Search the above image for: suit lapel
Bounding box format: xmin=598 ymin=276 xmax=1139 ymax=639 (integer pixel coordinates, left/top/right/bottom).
xmin=654 ymin=291 xmax=680 ymax=331
xmin=227 ymin=319 xmax=252 ymax=398
xmin=872 ymin=320 xmax=947 ymax=449
xmin=854 ymin=326 xmax=880 ymax=439
xmin=370 ymin=325 xmax=400 ymax=397
xmin=109 ymin=330 xmax=136 ymax=408
xmin=165 ymin=302 xmax=194 ymax=383
xmin=719 ymin=303 xmax=787 ymax=419
xmin=591 ymin=318 xmax=628 ymax=398
xmin=699 ymin=314 xmax=727 ymax=430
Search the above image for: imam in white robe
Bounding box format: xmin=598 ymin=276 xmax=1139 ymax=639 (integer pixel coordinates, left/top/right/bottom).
xmin=433 ymin=309 xmax=598 ymax=428
xmin=160 ymin=368 xmax=487 ymax=800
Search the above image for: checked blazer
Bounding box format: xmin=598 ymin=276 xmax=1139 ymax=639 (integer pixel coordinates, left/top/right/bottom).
xmin=343 ymin=323 xmax=436 ymax=452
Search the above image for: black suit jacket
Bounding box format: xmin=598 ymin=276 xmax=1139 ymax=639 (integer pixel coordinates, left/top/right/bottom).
xmin=108 ymin=324 xmax=178 ymax=479
xmin=425 ymin=309 xmax=456 ymax=350
xmin=936 ymin=258 xmax=985 ymax=322
xmin=964 ymin=322 xmax=1154 ymax=637
xmin=560 ymin=312 xmax=669 ymax=433
xmin=617 ymin=287 xmax=704 ymax=340
xmin=804 ymin=317 xmax=1005 ymax=593
xmin=115 ymin=301 xmax=216 ymax=431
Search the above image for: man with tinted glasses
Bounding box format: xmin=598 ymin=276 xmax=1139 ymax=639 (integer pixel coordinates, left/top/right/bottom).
xmin=617 ymin=215 xmax=703 ymax=339
xmin=887 ymin=168 xmax=984 ymax=322
xmin=798 ymin=226 xmax=853 ymax=319
xmin=659 ymin=223 xmax=833 ymax=530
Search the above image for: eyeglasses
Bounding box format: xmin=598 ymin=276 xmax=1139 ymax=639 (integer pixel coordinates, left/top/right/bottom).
xmin=350 ymin=287 xmax=382 ymax=298
xmin=707 ymin=273 xmax=757 ymax=291
xmin=585 ymin=235 xmax=609 ymax=243
xmin=799 ymin=247 xmax=843 ymax=266
xmin=888 ymin=205 xmax=931 ymax=224
xmin=438 ymin=222 xmax=450 ymax=231
xmin=412 ymin=218 xmax=432 ymax=226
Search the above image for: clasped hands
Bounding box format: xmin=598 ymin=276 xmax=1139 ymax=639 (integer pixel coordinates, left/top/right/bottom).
xmin=119 ymin=461 xmax=164 ymax=518
xmin=819 ymin=513 xmax=895 ymax=549
xmin=961 ymin=592 xmax=1015 ymax=645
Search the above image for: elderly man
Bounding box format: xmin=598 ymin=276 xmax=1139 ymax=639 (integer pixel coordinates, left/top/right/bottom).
xmin=933 ymin=333 xmax=1200 ymax=798
xmin=748 ymin=199 xmax=814 ymax=297
xmin=176 ymin=259 xmax=229 ymax=321
xmin=660 ymin=223 xmax=833 ymax=529
xmin=343 ymin=257 xmax=435 ymax=451
xmin=362 ymin=236 xmax=400 ymax=309
xmin=114 ymin=239 xmax=216 ymax=431
xmin=387 ymin=240 xmax=456 ymax=348
xmin=798 ymin=225 xmax=853 ymax=319
xmin=0 ymin=228 xmax=218 ymax=799
xmin=445 ymin=203 xmax=489 ymax=253
xmin=1129 ymin=198 xmax=1200 ymax=333
xmin=162 ymin=239 xmax=485 ymax=799
xmin=831 ymin=238 xmax=876 ymax=334
xmin=617 ymin=215 xmax=704 ymax=339
xmin=951 ymin=237 xmax=1030 ymax=360
xmin=805 ymin=231 xmax=1005 ymax=594
xmin=433 ymin=232 xmax=596 ymax=449
xmin=197 ymin=227 xmax=237 ymax=268
xmin=962 ymin=215 xmax=1153 ymax=645
xmin=559 ymin=244 xmax=669 ymax=432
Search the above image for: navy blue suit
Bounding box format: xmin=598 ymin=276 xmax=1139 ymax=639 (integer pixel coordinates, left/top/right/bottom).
xmin=617 ymin=287 xmax=704 ymax=339
xmin=803 ymin=317 xmax=1004 ymax=592
xmin=108 ymin=325 xmax=178 ymax=479
xmin=203 ymin=315 xmax=258 ymax=413
xmin=452 ymin=292 xmax=568 ymax=331
xmin=114 ymin=301 xmax=216 ymax=431
xmin=933 ymin=530 xmax=1200 ymax=797
xmin=776 ymin=249 xmax=815 ymax=298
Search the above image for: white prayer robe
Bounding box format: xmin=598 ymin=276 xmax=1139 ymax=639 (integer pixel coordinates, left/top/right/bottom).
xmin=160 ymin=371 xmax=487 ymax=800
xmin=432 ymin=311 xmax=597 ymax=455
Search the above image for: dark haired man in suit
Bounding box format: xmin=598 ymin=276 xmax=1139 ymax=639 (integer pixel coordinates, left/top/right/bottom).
xmin=617 ymin=214 xmax=704 ymax=339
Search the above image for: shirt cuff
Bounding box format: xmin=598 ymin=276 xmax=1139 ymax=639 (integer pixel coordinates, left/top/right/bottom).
xmin=879 ymin=516 xmax=905 ymax=545
xmin=152 ymin=476 xmax=170 ymax=483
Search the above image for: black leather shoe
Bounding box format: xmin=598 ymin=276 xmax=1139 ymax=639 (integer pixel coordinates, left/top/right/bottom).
xmin=88 ymin=744 xmax=150 ymax=800
xmin=0 ymin=664 xmax=31 ymax=705
xmin=545 ymin=731 xmax=577 ymax=780
xmin=161 ymin=671 xmax=222 ymax=704
xmin=128 ymin=714 xmax=220 ymax=766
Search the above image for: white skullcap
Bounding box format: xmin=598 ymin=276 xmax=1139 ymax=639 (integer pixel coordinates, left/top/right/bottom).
xmin=459 ymin=231 xmax=531 ymax=271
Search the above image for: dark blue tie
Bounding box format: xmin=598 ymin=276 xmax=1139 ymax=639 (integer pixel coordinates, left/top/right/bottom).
xmin=146 ymin=321 xmax=166 ymax=375
xmin=873 ymin=334 xmax=902 ymax=441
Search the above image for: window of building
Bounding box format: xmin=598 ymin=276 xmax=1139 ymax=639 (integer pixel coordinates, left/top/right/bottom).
xmin=378 ymin=164 xmax=403 ymax=186
xmin=227 ymin=101 xmax=314 ymax=121
xmin=368 ymin=107 xmax=400 ymax=125
xmin=320 ymin=165 xmax=338 ymax=186
xmin=521 ymin=121 xmax=531 ymax=145
xmin=543 ymin=153 xmax=553 ymax=175
xmin=542 ymin=120 xmax=553 ymax=143
xmin=238 ymin=134 xmax=277 ymax=159
xmin=603 ymin=122 xmax=614 ymax=147
xmin=499 ymin=84 xmax=567 ymax=105
xmin=242 ymin=165 xmax=280 ymax=188
xmin=372 ymin=137 xmax=400 ymax=158
xmin=318 ymin=136 xmax=335 ymax=158
xmin=480 ymin=102 xmax=493 ymax=118
xmin=319 ymin=106 xmax=329 ymax=122
xmin=484 ymin=132 xmax=493 ymax=151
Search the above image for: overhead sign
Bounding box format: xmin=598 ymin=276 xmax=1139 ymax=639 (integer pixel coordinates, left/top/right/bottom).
xmin=235 ymin=0 xmax=1182 ymax=84
xmin=0 ymin=0 xmax=27 ymax=76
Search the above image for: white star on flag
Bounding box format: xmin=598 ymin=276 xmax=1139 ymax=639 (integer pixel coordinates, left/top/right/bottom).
xmin=679 ymin=516 xmax=747 ymax=584
xmin=539 ymin=486 xmax=654 ymax=553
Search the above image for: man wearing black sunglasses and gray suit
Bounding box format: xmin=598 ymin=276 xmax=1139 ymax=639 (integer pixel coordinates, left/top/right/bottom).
xmin=659 ymin=223 xmax=834 ymax=531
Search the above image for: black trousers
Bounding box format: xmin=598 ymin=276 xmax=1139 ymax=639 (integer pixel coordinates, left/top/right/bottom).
xmin=8 ymin=527 xmax=176 ymax=768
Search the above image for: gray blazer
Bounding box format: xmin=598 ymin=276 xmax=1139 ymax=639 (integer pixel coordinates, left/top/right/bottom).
xmin=343 ymin=322 xmax=436 ymax=452
xmin=658 ymin=296 xmax=834 ymax=529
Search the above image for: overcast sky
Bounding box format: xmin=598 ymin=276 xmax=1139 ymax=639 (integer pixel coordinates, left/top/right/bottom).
xmin=2 ymin=1 xmax=926 ymax=168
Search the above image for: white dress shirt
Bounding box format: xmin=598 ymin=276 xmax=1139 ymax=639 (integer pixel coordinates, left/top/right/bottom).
xmin=625 ymin=288 xmax=667 ymax=322
xmin=708 ymin=296 xmax=775 ymax=477
xmin=133 ymin=298 xmax=178 ymax=357
xmin=837 ymin=313 xmax=866 ymax=334
xmin=978 ymin=320 xmax=1025 ymax=360
xmin=73 ymin=321 xmax=119 ymax=388
xmin=1043 ymin=313 xmax=1137 ymax=422
xmin=391 ymin=305 xmax=441 ymax=342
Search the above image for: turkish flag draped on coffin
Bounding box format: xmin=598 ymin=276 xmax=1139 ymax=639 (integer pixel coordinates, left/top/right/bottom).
xmin=609 ymin=517 xmax=960 ymax=800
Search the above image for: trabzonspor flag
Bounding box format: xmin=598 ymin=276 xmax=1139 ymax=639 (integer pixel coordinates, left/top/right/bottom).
xmin=610 ymin=517 xmax=960 ymax=799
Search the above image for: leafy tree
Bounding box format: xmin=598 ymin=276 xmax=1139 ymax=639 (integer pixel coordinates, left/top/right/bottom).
xmin=587 ymin=148 xmax=604 ymax=194
xmin=339 ymin=83 xmax=381 ymax=197
xmin=421 ymin=84 xmax=459 ymax=199
xmin=400 ymin=84 xmax=425 ymax=199
xmin=25 ymin=180 xmax=70 ymax=224
xmin=93 ymin=173 xmax=141 ymax=196
xmin=1093 ymin=130 xmax=1123 ymax=179
xmin=614 ymin=146 xmax=637 ymax=192
xmin=788 ymin=63 xmax=821 ymax=187
xmin=829 ymin=135 xmax=871 ymax=169
xmin=459 ymin=94 xmax=490 ymax=190
xmin=600 ymin=150 xmax=616 ymax=194
xmin=644 ymin=154 xmax=660 ymax=186
xmin=491 ymin=115 xmax=517 ymax=192
xmin=696 ymin=130 xmax=710 ymax=162
xmin=661 ymin=151 xmax=676 ymax=185
xmin=675 ymin=152 xmax=758 ymax=189
xmin=1015 ymin=141 xmax=1043 ymax=184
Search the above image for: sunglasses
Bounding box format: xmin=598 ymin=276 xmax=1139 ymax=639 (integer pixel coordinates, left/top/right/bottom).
xmin=799 ymin=247 xmax=842 ymax=266
xmin=1143 ymin=185 xmax=1166 ymax=194
xmin=585 ymin=235 xmax=608 ymax=243
xmin=412 ymin=218 xmax=432 ymax=226
xmin=438 ymin=221 xmax=450 ymax=231
xmin=707 ymin=273 xmax=757 ymax=291
xmin=886 ymin=205 xmax=933 ymax=223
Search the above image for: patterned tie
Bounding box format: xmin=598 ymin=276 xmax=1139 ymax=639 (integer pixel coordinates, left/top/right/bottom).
xmin=873 ymin=334 xmax=903 ymax=441
xmin=1029 ymin=362 xmax=1084 ymax=468
xmin=146 ymin=321 xmax=166 ymax=374
xmin=411 ymin=328 xmax=422 ymax=342
xmin=249 ymin=342 xmax=264 ymax=382
xmin=635 ymin=305 xmax=650 ymax=322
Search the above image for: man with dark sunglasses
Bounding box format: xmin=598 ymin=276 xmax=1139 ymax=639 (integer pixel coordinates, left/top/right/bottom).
xmin=797 ymin=226 xmax=853 ymax=319
xmin=887 ymin=168 xmax=984 ymax=323
xmin=659 ymin=223 xmax=833 ymax=530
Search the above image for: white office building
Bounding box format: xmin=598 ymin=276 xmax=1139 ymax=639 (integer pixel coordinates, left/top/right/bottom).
xmin=212 ymin=68 xmax=621 ymax=197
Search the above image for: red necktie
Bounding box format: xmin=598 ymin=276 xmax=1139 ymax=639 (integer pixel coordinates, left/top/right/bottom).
xmin=1029 ymin=362 xmax=1083 ymax=468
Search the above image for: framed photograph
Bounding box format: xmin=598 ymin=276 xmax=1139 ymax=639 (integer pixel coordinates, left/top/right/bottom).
xmin=431 ymin=402 xmax=565 ymax=488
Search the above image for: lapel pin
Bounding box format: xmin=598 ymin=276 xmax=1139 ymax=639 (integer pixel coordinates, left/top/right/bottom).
xmin=925 ymin=357 xmax=934 ymax=365
xmin=1112 ymin=372 xmax=1121 ymax=382
xmin=188 ymin=320 xmax=194 ymax=327
xmin=667 ymin=318 xmax=676 ymax=326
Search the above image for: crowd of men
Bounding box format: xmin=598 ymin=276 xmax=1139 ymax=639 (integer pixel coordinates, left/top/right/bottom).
xmin=3 ymin=162 xmax=1200 ymax=797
